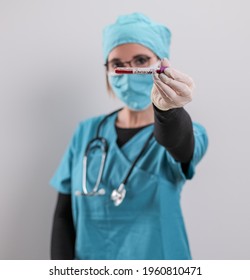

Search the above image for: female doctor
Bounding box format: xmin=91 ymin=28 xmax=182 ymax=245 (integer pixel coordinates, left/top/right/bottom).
xmin=50 ymin=13 xmax=208 ymax=260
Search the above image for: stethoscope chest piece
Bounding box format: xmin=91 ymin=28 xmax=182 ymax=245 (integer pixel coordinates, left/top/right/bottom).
xmin=111 ymin=183 xmax=126 ymax=206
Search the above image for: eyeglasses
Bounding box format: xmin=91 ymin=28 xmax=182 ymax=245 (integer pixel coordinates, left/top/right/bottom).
xmin=105 ymin=55 xmax=153 ymax=72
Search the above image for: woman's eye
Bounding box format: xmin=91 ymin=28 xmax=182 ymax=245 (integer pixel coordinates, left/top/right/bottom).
xmin=134 ymin=56 xmax=149 ymax=66
xmin=112 ymin=61 xmax=124 ymax=68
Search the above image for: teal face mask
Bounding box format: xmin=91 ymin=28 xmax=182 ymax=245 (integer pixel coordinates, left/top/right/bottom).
xmin=108 ymin=73 xmax=154 ymax=111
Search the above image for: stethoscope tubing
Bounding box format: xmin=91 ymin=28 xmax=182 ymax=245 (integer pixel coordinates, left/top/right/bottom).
xmin=76 ymin=108 xmax=122 ymax=197
xmin=76 ymin=107 xmax=154 ymax=206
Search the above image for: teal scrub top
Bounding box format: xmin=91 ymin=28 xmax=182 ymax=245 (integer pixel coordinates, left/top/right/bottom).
xmin=50 ymin=111 xmax=208 ymax=260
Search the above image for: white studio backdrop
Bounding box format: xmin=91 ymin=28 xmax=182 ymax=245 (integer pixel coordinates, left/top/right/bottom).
xmin=0 ymin=0 xmax=249 ymax=259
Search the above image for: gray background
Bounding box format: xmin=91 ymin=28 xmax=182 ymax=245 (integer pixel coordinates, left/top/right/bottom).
xmin=0 ymin=0 xmax=249 ymax=259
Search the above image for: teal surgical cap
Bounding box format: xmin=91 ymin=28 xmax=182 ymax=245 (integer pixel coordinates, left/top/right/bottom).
xmin=102 ymin=13 xmax=171 ymax=62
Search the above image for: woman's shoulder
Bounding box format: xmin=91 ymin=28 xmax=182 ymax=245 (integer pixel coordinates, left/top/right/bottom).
xmin=78 ymin=113 xmax=106 ymax=129
xmin=192 ymin=122 xmax=208 ymax=137
xmin=76 ymin=111 xmax=115 ymax=136
xmin=70 ymin=113 xmax=107 ymax=146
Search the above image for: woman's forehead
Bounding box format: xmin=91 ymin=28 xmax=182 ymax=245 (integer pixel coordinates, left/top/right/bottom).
xmin=108 ymin=43 xmax=155 ymax=60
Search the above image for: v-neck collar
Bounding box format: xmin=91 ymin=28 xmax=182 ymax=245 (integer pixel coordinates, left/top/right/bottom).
xmin=115 ymin=123 xmax=153 ymax=148
xmin=102 ymin=111 xmax=154 ymax=163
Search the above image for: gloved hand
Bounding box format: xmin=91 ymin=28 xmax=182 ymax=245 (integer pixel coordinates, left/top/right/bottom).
xmin=151 ymin=58 xmax=195 ymax=111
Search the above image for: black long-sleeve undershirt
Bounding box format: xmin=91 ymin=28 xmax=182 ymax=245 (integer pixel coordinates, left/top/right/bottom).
xmin=153 ymin=105 xmax=194 ymax=163
xmin=51 ymin=106 xmax=195 ymax=259
xmin=51 ymin=193 xmax=75 ymax=260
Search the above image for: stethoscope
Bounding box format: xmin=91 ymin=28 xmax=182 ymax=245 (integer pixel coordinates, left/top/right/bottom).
xmin=75 ymin=108 xmax=154 ymax=206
